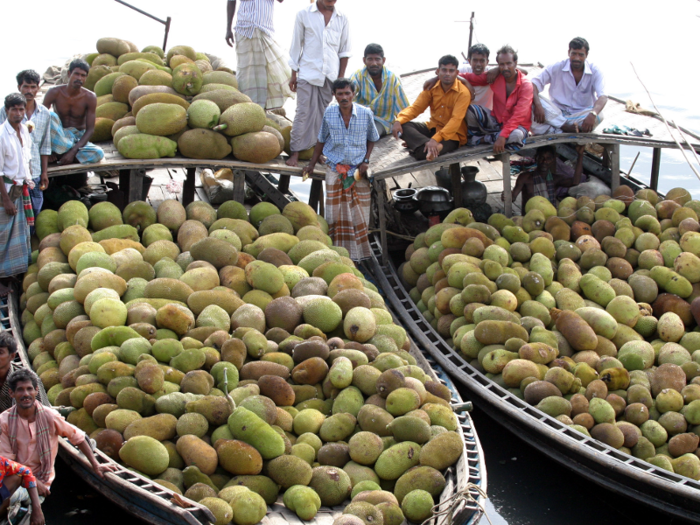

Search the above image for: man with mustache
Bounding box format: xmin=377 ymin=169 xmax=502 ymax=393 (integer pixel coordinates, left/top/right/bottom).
xmin=42 ymin=59 xmax=104 ymax=166
xmin=531 ymin=37 xmax=608 ymax=134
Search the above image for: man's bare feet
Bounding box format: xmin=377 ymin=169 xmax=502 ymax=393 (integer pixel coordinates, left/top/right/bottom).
xmin=286 ymin=152 xmax=300 ymax=167
xmin=561 ymin=123 xmax=579 ymax=133
xmin=426 ymin=142 xmax=443 ymax=161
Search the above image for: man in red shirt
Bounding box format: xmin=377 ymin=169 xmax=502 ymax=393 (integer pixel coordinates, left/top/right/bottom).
xmin=462 ymin=45 xmax=532 ymax=154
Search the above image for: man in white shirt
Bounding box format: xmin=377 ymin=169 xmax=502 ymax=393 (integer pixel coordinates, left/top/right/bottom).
xmin=0 ymin=94 xmax=33 ymax=294
xmin=225 ymin=0 xmax=294 ymax=109
xmin=285 ymin=0 xmax=351 ymax=167
xmin=531 ymin=37 xmax=608 ymax=135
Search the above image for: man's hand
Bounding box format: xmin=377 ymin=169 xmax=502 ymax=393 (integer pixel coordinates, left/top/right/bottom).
xmin=575 ymin=144 xmax=586 ymax=155
xmin=36 ymin=479 xmax=50 ymax=497
xmin=30 ymin=505 xmax=45 ymax=525
xmin=391 ymin=121 xmax=403 ymax=141
xmin=533 ymin=103 xmax=546 ymax=124
xmin=486 ymin=68 xmax=500 ymax=84
xmin=358 ymin=162 xmax=369 ymax=176
xmin=94 ymin=462 xmax=118 ymax=479
xmin=301 ymin=163 xmax=315 ymax=181
xmin=57 ymin=148 xmax=77 ymax=166
xmin=581 ymin=113 xmax=597 ymax=133
xmin=424 ymin=139 xmax=441 ymax=161
xmin=2 ymin=193 xmax=16 ymax=215
xmin=289 ymin=71 xmax=298 ymax=93
xmin=493 ymin=136 xmax=507 ymax=154
xmin=40 ymin=173 xmax=49 ymax=191
xmin=422 ymin=76 xmax=439 ymax=91
xmin=225 ymin=30 xmax=235 ymax=47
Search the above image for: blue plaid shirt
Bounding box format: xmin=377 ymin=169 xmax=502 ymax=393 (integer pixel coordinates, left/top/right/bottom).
xmin=0 ymin=103 xmax=51 ymax=179
xmin=318 ymin=103 xmax=380 ymax=171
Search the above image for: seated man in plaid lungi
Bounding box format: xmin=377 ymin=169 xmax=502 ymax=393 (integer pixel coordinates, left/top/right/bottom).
xmin=42 ymin=59 xmax=104 ymax=166
xmin=302 ymin=78 xmax=380 ymax=261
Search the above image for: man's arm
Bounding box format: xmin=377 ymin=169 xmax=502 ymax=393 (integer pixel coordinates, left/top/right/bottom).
xmin=506 ymin=171 xmax=533 ymax=203
xmin=338 ymin=58 xmax=349 ymax=79
xmin=432 ymin=90 xmax=471 ymax=143
xmin=0 ymin=142 xmax=16 ymax=215
xmin=392 ymin=90 xmax=431 ymax=140
xmin=301 ymin=142 xmax=325 ymax=180
xmin=225 ymin=0 xmax=237 ymax=47
xmin=358 ymin=140 xmax=376 ymax=176
xmin=337 ymin=18 xmax=352 ymax=78
xmin=461 ymin=72 xmax=489 ymax=87
xmin=42 ymin=87 xmax=56 ymax=109
xmin=287 ymin=12 xmax=304 ymax=92
xmin=580 ymin=95 xmax=608 ymax=133
xmin=39 ymin=115 xmax=52 ymax=189
xmin=530 ymin=67 xmax=551 ymax=124
xmin=555 ymin=145 xmax=585 ymax=188
xmin=76 ymin=439 xmax=115 ymax=478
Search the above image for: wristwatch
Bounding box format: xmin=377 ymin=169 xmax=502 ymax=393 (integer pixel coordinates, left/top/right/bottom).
xmin=363 ymin=158 xmax=370 ymax=164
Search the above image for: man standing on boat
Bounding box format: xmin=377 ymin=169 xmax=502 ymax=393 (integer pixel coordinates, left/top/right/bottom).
xmin=392 ymin=55 xmax=471 ymax=161
xmin=43 ymin=59 xmax=104 ymax=166
xmin=301 ymin=78 xmax=379 ymax=261
xmin=0 ymin=93 xmax=34 ymax=298
xmin=225 ymin=0 xmax=294 ymax=110
xmin=0 ymin=369 xmax=115 ymax=498
xmin=286 ymin=0 xmax=351 ymax=167
xmin=349 ymin=43 xmax=410 ymax=138
xmin=0 ymin=71 xmax=51 ymax=218
xmin=530 ymin=37 xmax=608 ymax=135
xmin=0 ymin=455 xmax=44 ymax=525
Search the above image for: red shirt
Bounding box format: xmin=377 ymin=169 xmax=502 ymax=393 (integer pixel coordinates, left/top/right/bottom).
xmin=0 ymin=455 xmax=37 ymax=489
xmin=462 ymin=71 xmax=533 ymax=138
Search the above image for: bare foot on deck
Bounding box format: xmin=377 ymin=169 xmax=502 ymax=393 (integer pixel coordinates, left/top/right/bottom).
xmin=425 ymin=142 xmax=443 ymax=161
xmin=286 ymin=152 xmax=300 ymax=167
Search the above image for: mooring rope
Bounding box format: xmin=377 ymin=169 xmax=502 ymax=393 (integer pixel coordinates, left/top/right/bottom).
xmin=420 ymin=482 xmax=493 ymax=525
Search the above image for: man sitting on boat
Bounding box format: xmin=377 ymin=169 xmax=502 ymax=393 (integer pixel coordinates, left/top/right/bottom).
xmin=349 ymin=43 xmax=410 ymax=138
xmin=507 ymin=145 xmax=585 ymax=206
xmin=0 ymin=369 xmax=115 ymax=498
xmin=391 ymin=55 xmax=471 ymax=161
xmin=301 ymin=78 xmax=380 ymax=261
xmin=459 ymin=44 xmax=493 ymax=109
xmin=462 ymin=45 xmax=533 ymax=154
xmin=0 ymin=455 xmax=44 ymax=525
xmin=42 ymin=59 xmax=104 ymax=166
xmin=530 ymin=37 xmax=608 ymax=135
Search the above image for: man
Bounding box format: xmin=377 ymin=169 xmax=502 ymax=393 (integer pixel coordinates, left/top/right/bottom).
xmin=508 ymin=145 xmax=585 ymax=206
xmin=301 ymin=78 xmax=379 ymax=261
xmin=459 ymin=44 xmax=493 ymax=110
xmin=0 ymin=71 xmax=50 ymax=217
xmin=392 ymin=55 xmax=471 ymax=161
xmin=0 ymin=369 xmax=115 ymax=497
xmin=43 ymin=59 xmax=104 ymax=166
xmin=225 ymin=0 xmax=294 ymax=109
xmin=0 ymin=455 xmax=44 ymax=525
xmin=0 ymin=93 xmax=33 ymax=297
xmin=463 ymin=45 xmax=533 ymax=153
xmin=286 ymin=0 xmax=351 ymax=167
xmin=0 ymin=333 xmax=21 ymax=412
xmin=531 ymin=37 xmax=608 ymax=135
xmin=349 ymin=43 xmax=410 ymax=137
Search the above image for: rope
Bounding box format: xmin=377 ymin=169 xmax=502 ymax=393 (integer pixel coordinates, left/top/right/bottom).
xmin=420 ymin=483 xmax=493 ymax=525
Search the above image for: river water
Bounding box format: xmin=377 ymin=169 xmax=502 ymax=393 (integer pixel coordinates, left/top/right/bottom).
xmin=2 ymin=1 xmax=699 ymax=523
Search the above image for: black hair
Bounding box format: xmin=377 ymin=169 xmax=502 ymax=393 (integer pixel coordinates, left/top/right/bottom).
xmin=4 ymin=93 xmax=26 ymax=111
xmin=496 ymin=45 xmax=518 ymax=63
xmin=569 ymin=37 xmax=590 ymax=53
xmin=0 ymin=332 xmax=17 ymax=355
xmin=364 ymin=43 xmax=384 ymax=58
xmin=69 ymin=59 xmax=90 ymax=74
xmin=536 ymin=145 xmax=557 ymax=157
xmin=438 ymin=55 xmax=459 ymax=68
xmin=8 ymin=368 xmax=38 ymax=392
xmin=468 ymin=44 xmax=490 ymax=59
xmin=332 ymin=78 xmax=354 ymax=93
xmin=16 ymin=70 xmax=40 ymax=87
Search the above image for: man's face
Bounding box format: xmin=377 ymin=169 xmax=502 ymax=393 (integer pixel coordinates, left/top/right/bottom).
xmin=497 ymin=53 xmax=517 ymax=81
xmin=436 ymin=63 xmax=459 ymax=87
xmin=7 ymin=104 xmax=26 ymax=125
xmin=536 ymin=151 xmax=556 ymax=173
xmin=363 ymin=54 xmax=385 ymax=76
xmin=334 ymin=86 xmax=354 ymax=107
xmin=468 ymin=53 xmax=488 ymax=75
xmin=69 ymin=68 xmax=87 ymax=88
xmin=18 ymin=82 xmax=39 ymax=102
xmin=0 ymin=347 xmax=14 ymax=370
xmin=318 ymin=0 xmax=336 ymax=10
xmin=10 ymin=380 xmax=37 ymax=410
xmin=568 ymin=47 xmax=587 ymax=70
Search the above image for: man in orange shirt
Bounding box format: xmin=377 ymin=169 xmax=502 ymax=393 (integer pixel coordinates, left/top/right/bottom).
xmin=392 ymin=55 xmax=471 ymax=161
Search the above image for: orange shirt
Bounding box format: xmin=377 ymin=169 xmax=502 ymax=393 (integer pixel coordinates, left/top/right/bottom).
xmin=396 ymin=79 xmax=471 ymax=145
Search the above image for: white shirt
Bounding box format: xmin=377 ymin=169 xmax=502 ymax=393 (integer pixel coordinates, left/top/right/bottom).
xmin=230 ymin=0 xmax=275 ymax=39
xmin=531 ymin=59 xmax=606 ymax=114
xmin=288 ymin=2 xmax=352 ymax=87
xmin=459 ymin=63 xmax=493 ymax=110
xmin=0 ymin=120 xmax=32 ymax=193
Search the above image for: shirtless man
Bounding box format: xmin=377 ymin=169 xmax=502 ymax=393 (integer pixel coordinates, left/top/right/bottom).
xmin=43 ymin=59 xmax=104 ymax=166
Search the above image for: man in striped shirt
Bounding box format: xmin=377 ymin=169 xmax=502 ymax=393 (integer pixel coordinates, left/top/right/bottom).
xmin=225 ymin=0 xmax=293 ymax=109
xmin=350 ymin=43 xmax=409 ymax=138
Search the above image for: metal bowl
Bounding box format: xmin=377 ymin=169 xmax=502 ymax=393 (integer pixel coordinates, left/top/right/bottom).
xmin=392 ymin=188 xmax=418 ymax=201
xmin=416 ymin=186 xmax=452 ymax=203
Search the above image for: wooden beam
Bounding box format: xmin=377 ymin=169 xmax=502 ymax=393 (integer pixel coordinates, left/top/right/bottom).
xmin=233 ymin=170 xmax=245 ymax=203
xmin=308 ymin=180 xmax=322 ymax=212
xmin=375 ymin=180 xmax=389 ymax=265
xmin=608 ymin=144 xmax=620 ymax=192
xmin=182 ymin=167 xmax=196 ymax=206
xmin=449 ymin=163 xmax=462 ymax=208
xmin=650 ymin=147 xmax=661 ymax=191
xmin=278 ymin=175 xmax=290 ymax=193
xmin=501 ymin=153 xmax=512 ymax=217
xmin=126 ymin=169 xmax=144 ymax=203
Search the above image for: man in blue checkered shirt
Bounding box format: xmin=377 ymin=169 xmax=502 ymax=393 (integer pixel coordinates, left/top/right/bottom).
xmin=0 ymin=70 xmax=50 ymax=217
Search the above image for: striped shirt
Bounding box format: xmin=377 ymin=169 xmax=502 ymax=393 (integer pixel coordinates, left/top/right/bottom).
xmin=229 ymin=0 xmax=275 ymax=39
xmin=0 ymin=103 xmax=52 ymax=180
xmin=350 ymin=66 xmax=410 ymax=135
xmin=318 ymin=103 xmax=380 ymax=170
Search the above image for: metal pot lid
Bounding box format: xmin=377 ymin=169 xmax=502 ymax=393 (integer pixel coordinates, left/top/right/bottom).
xmin=392 ymin=188 xmax=418 ymax=199
xmin=416 ymin=186 xmax=453 ymax=202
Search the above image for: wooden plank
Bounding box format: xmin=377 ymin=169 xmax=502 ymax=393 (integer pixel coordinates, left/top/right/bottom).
xmin=233 ymin=170 xmax=245 ymax=203
xmin=450 ymin=163 xmax=462 ymax=208
xmin=650 ymin=148 xmax=661 ymax=191
xmin=183 ymin=167 xmax=196 ymax=206
xmin=128 ymin=169 xmax=144 ymax=203
xmin=375 ymin=180 xmax=389 ymax=265
xmin=608 ymin=144 xmax=620 ymax=192
xmin=278 ymin=174 xmax=290 ymax=193
xmin=501 ymin=153 xmax=512 ymax=217
xmin=245 ymin=171 xmax=291 ymax=210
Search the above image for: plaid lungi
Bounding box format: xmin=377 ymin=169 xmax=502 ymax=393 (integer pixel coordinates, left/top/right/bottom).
xmin=0 ymin=197 xmax=31 ymax=278
xmin=466 ymin=105 xmax=527 ymax=150
xmin=49 ymin=112 xmax=104 ymax=164
xmin=236 ymin=28 xmax=294 ymax=109
xmin=325 ymin=165 xmax=371 ymax=262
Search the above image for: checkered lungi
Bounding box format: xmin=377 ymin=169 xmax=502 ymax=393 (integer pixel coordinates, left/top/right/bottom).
xmin=0 ymin=196 xmax=31 ymax=278
xmin=466 ymin=105 xmax=527 ymax=149
xmin=49 ymin=112 xmax=104 ymax=164
xmin=325 ymin=165 xmax=372 ymax=262
xmin=236 ymin=28 xmax=294 ymax=109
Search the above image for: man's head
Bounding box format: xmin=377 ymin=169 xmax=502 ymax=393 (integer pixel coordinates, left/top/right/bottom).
xmin=0 ymin=333 xmax=17 ymax=373
xmin=436 ymin=55 xmax=459 ymax=88
xmin=4 ymin=93 xmax=26 ymax=125
xmin=332 ymin=78 xmax=355 ymax=108
xmin=68 ymin=59 xmax=90 ymax=89
xmin=568 ymin=37 xmax=589 ymax=71
xmin=467 ymin=44 xmax=490 ymax=75
xmin=363 ymin=44 xmax=385 ymax=77
xmin=317 ymin=0 xmax=337 ymax=10
xmin=496 ymin=45 xmax=518 ymax=82
xmin=8 ymin=368 xmax=39 ymax=410
xmin=16 ymin=70 xmax=41 ymax=103
xmin=535 ymin=145 xmax=557 ymax=173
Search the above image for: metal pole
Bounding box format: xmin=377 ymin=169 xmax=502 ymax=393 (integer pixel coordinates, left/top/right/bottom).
xmin=114 ymin=0 xmax=167 ymax=24
xmin=467 ymin=12 xmax=475 ymax=51
xmin=650 ymin=148 xmax=661 ymax=191
xmin=162 ymin=17 xmax=171 ymax=51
